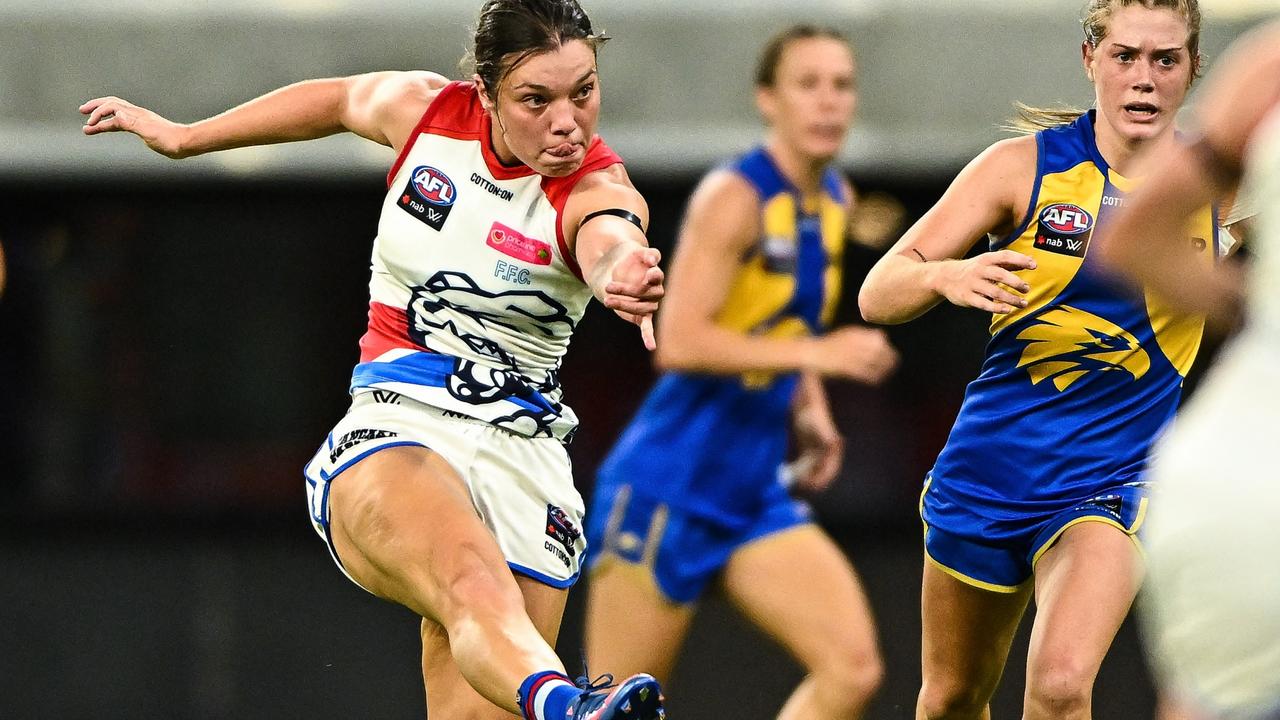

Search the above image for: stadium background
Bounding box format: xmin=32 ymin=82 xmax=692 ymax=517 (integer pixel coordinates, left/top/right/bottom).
xmin=0 ymin=1 xmax=1272 ymax=717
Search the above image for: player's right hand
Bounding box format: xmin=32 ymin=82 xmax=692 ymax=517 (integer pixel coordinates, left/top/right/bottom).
xmin=80 ymin=97 xmax=187 ymax=158
xmin=810 ymin=326 xmax=899 ymax=385
xmin=601 ymin=245 xmax=665 ymax=351
xmin=937 ymin=250 xmax=1035 ymax=314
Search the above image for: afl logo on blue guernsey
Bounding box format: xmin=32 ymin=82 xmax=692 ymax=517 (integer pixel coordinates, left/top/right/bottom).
xmin=397 ymin=165 xmax=457 ymax=231
xmin=1034 ymin=203 xmax=1094 ymax=258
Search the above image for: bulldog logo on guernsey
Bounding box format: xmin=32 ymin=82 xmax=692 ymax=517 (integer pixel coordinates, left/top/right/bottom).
xmin=397 ymin=165 xmax=457 ymax=231
xmin=486 ymin=221 xmax=553 ymax=266
xmin=1034 ymin=202 xmax=1094 ymax=258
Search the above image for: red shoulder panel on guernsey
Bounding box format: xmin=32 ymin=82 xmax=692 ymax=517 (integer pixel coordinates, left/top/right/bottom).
xmin=543 ymin=138 xmax=624 ymax=281
xmin=388 ymin=81 xmax=553 ymax=186
xmin=386 ymin=81 xmax=478 ymax=187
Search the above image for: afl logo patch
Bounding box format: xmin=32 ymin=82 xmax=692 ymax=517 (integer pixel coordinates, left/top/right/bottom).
xmin=1039 ymin=203 xmax=1093 ymax=235
xmin=761 ymin=235 xmax=797 ymax=273
xmin=397 ymin=165 xmax=457 ymax=231
xmin=545 ymin=504 xmax=581 ymax=558
xmin=411 ymin=166 xmax=456 ymax=205
xmin=1034 ymin=203 xmax=1094 ymax=258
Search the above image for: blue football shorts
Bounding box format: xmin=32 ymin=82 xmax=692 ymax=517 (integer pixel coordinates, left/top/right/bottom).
xmin=586 ymin=477 xmax=813 ymax=603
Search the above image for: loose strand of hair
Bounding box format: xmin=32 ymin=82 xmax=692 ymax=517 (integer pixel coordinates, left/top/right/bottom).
xmin=1002 ymin=102 xmax=1087 ymax=135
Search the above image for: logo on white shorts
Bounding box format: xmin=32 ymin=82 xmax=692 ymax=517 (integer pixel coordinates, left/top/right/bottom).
xmin=370 ymin=390 xmax=402 ymax=405
xmin=329 ymin=428 xmax=398 ymax=463
xmin=543 ymin=504 xmax=580 ymax=568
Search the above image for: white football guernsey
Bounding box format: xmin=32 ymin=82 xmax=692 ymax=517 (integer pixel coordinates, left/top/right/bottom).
xmin=351 ymin=81 xmax=622 ymax=441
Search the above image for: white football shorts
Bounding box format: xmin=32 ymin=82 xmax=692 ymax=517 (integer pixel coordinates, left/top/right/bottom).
xmin=303 ymin=389 xmax=587 ymax=590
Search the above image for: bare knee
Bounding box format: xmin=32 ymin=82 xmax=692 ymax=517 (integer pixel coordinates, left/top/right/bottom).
xmin=810 ymin=647 xmax=883 ymax=715
xmin=918 ymin=677 xmax=993 ymax=720
xmin=1025 ymin=661 xmax=1092 ymax=718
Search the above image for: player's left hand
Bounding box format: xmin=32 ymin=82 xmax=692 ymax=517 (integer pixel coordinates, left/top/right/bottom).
xmin=790 ymin=405 xmax=844 ymax=494
xmin=602 ymin=246 xmax=664 ymax=350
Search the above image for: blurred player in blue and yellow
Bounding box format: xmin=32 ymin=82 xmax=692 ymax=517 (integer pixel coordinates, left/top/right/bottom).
xmin=1098 ymin=19 xmax=1280 ymax=720
xmin=583 ymin=25 xmax=898 ymax=720
xmin=861 ymin=1 xmax=1214 ymax=718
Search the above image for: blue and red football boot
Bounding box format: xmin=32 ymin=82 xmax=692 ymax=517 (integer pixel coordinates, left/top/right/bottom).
xmin=568 ymin=673 xmax=665 ymax=720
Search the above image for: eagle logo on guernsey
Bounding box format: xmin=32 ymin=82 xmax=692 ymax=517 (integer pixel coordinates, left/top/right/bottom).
xmin=1015 ymin=305 xmax=1150 ymax=391
xmin=397 ymin=165 xmax=457 ymax=231
xmin=1034 ymin=203 xmax=1094 ymax=258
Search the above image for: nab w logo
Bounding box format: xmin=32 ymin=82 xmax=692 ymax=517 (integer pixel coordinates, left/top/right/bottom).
xmin=1034 ymin=203 xmax=1094 ymax=258
xmin=397 ymin=165 xmax=457 ymax=231
xmin=1015 ymin=305 xmax=1149 ymax=391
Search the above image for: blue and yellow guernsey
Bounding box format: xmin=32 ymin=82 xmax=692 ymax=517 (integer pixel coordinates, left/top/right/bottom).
xmin=926 ymin=111 xmax=1217 ymax=541
xmin=595 ymin=146 xmax=848 ymax=524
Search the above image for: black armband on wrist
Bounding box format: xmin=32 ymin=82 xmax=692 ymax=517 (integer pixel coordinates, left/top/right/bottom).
xmin=579 ymin=208 xmax=646 ymax=234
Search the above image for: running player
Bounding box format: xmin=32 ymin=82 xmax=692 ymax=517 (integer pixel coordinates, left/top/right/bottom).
xmin=80 ymin=2 xmax=666 ymax=719
xmin=859 ymin=2 xmax=1210 ymax=718
xmin=1096 ymin=19 xmax=1280 ymax=720
xmin=584 ymin=25 xmax=896 ymax=720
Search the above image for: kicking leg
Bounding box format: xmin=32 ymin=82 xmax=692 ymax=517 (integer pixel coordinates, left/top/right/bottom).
xmin=328 ymin=446 xmax=564 ymax=714
xmin=420 ymin=575 xmax=569 ymax=719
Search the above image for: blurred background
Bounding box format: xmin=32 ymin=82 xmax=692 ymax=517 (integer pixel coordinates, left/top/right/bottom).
xmin=1 ymin=1 xmax=1273 ymax=717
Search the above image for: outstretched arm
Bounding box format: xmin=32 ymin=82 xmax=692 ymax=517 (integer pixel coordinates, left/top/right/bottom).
xmin=80 ymin=71 xmax=449 ymax=159
xmin=1096 ymin=21 xmax=1280 ymax=324
xmin=563 ymin=165 xmax=665 ymax=350
xmin=859 ymin=136 xmax=1037 ymax=324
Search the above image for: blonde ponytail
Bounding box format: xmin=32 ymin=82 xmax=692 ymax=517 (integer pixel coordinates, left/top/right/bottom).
xmin=1003 ymin=102 xmax=1087 ymax=135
